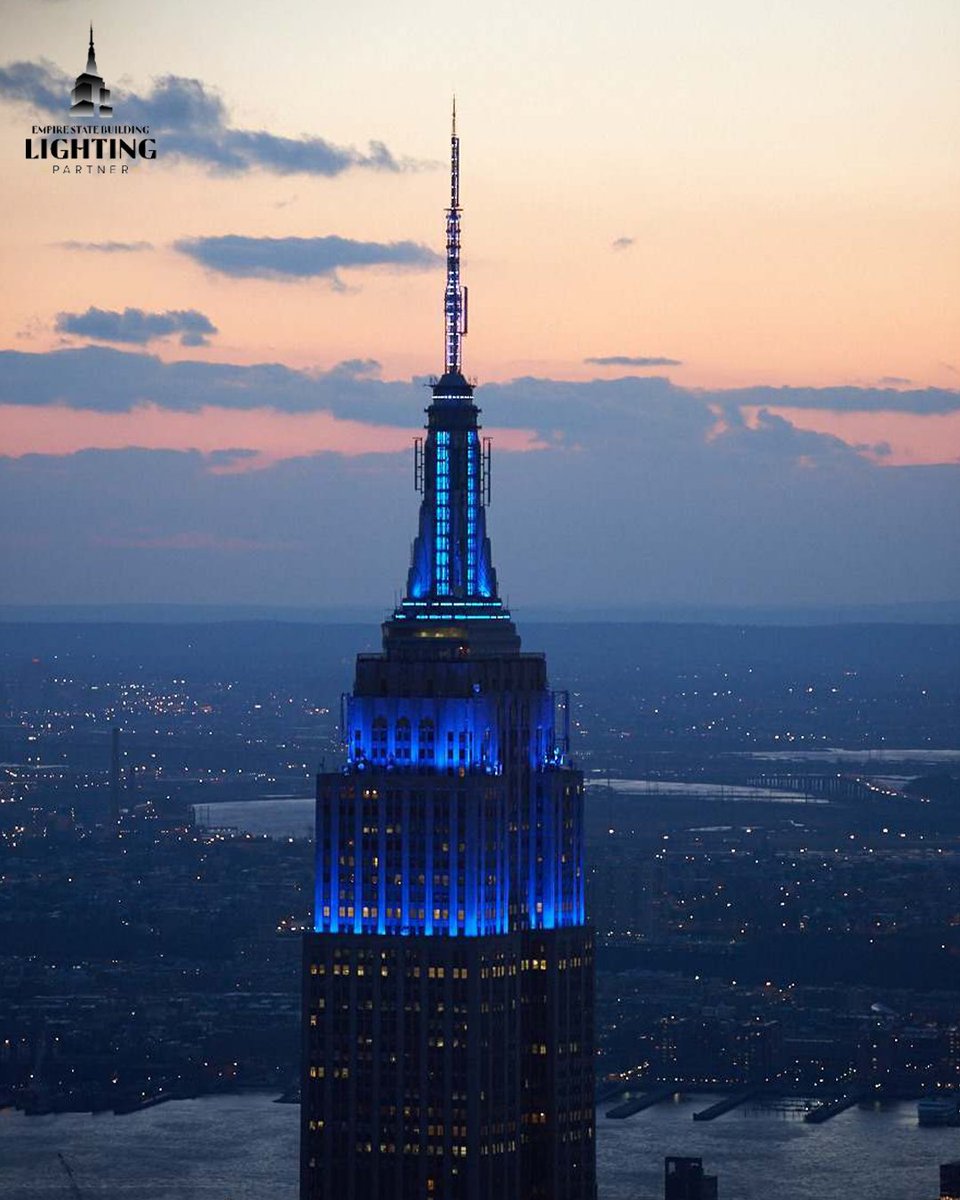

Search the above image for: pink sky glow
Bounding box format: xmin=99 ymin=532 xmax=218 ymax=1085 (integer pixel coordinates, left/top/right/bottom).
xmin=0 ymin=404 xmax=547 ymax=469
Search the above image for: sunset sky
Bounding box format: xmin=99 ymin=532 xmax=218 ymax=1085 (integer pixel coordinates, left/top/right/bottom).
xmin=1 ymin=0 xmax=958 ymax=610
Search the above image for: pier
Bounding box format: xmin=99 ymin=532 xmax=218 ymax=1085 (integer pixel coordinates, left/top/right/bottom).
xmin=606 ymin=1086 xmax=678 ymax=1119
xmin=596 ymin=1081 xmax=628 ymax=1105
xmin=804 ymin=1089 xmax=869 ymax=1124
xmin=692 ymin=1088 xmax=764 ymax=1121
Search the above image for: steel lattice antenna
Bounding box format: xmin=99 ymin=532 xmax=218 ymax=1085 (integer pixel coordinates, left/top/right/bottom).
xmin=443 ymin=97 xmax=468 ymax=374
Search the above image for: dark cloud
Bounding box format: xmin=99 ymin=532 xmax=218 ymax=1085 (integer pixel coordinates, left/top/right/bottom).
xmin=485 ymin=375 xmax=711 ymax=444
xmin=2 ymin=348 xmax=959 ymax=435
xmin=57 ymin=241 xmax=154 ymax=253
xmin=878 ymin=376 xmax=913 ymax=387
xmin=734 ymin=408 xmax=873 ymax=465
xmin=585 ymin=355 xmax=683 ymax=368
xmin=0 ymin=63 xmax=420 ymax=177
xmin=0 ymin=60 xmax=64 ymax=112
xmin=0 ymin=346 xmax=421 ymax=417
xmin=174 ymin=235 xmax=441 ymax=282
xmin=612 ymin=237 xmax=635 ymax=251
xmin=722 ymin=385 xmax=960 ymax=415
xmin=55 ymin=307 xmax=218 ymax=347
xmin=328 ymin=359 xmax=382 ymax=379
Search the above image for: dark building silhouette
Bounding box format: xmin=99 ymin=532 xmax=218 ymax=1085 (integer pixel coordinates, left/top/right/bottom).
xmin=70 ymin=25 xmax=112 ymax=117
xmin=300 ymin=106 xmax=596 ymax=1200
xmin=664 ymin=1156 xmax=718 ymax=1200
xmin=942 ymin=1161 xmax=960 ymax=1200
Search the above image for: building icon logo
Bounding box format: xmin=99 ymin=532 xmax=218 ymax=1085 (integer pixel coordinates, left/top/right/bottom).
xmin=70 ymin=23 xmax=112 ymax=117
xmin=22 ymin=21 xmax=156 ymax=174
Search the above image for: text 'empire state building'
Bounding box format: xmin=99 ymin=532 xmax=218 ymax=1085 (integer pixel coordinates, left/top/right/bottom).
xmin=300 ymin=107 xmax=596 ymax=1200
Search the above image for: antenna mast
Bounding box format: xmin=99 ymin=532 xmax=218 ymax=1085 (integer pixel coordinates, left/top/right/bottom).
xmin=444 ymin=98 xmax=467 ymax=374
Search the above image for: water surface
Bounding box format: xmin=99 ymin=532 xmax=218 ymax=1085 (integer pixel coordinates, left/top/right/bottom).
xmin=1 ymin=1093 xmax=955 ymax=1199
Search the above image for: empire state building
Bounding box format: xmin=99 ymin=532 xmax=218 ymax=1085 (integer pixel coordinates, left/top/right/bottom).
xmin=300 ymin=107 xmax=596 ymax=1200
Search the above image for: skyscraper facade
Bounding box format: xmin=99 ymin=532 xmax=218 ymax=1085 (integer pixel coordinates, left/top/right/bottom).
xmin=664 ymin=1156 xmax=719 ymax=1200
xmin=300 ymin=108 xmax=596 ymax=1200
xmin=941 ymin=1161 xmax=960 ymax=1200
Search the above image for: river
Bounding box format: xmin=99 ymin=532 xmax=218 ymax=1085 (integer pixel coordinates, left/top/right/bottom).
xmin=1 ymin=1092 xmax=955 ymax=1199
xmin=190 ymin=778 xmax=817 ymax=841
xmin=148 ymin=800 xmax=960 ymax=1196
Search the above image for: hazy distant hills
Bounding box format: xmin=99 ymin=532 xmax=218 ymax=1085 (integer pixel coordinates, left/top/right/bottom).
xmin=0 ymin=618 xmax=957 ymax=689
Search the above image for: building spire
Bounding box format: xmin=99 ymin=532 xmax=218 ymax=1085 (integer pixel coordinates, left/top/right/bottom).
xmin=443 ymin=96 xmax=466 ymax=375
xmin=391 ymin=101 xmax=511 ymax=626
xmin=86 ymin=22 xmax=98 ymax=74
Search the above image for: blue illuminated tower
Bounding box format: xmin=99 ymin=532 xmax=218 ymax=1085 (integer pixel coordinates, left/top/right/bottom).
xmin=300 ymin=106 xmax=596 ymax=1200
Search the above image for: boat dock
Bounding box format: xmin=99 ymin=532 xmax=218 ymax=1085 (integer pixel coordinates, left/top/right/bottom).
xmin=804 ymin=1089 xmax=868 ymax=1124
xmin=606 ymin=1086 xmax=678 ymax=1119
xmin=692 ymin=1088 xmax=763 ymax=1121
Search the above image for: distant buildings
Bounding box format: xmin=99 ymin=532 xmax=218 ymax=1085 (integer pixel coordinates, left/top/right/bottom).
xmin=936 ymin=1161 xmax=960 ymax=1200
xmin=941 ymin=1161 xmax=960 ymax=1200
xmin=664 ymin=1156 xmax=718 ymax=1200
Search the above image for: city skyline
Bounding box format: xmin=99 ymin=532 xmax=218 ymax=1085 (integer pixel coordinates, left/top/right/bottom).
xmin=0 ymin=1 xmax=958 ymax=610
xmin=1 ymin=12 xmax=957 ymax=1196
